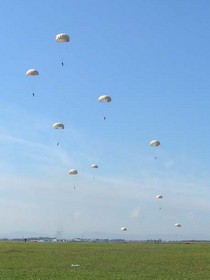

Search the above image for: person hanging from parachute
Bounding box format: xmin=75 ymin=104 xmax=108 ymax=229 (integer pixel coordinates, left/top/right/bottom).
xmin=55 ymin=33 xmax=70 ymax=67
xmin=26 ymin=69 xmax=39 ymax=97
xmin=69 ymin=169 xmax=78 ymax=190
xmin=150 ymin=139 xmax=160 ymax=159
xmin=156 ymin=194 xmax=163 ymax=210
xmin=52 ymin=122 xmax=64 ymax=146
xmin=98 ymin=95 xmax=112 ymax=120
xmin=90 ymin=164 xmax=98 ymax=180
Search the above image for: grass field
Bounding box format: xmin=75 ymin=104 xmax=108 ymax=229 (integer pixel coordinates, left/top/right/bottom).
xmin=0 ymin=241 xmax=210 ymax=279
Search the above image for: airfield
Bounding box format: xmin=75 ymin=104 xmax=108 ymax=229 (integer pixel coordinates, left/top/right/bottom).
xmin=0 ymin=241 xmax=210 ymax=279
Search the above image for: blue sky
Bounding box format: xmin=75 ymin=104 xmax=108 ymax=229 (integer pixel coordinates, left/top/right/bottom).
xmin=0 ymin=0 xmax=210 ymax=240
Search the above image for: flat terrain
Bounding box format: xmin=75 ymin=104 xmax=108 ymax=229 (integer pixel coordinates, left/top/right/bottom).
xmin=0 ymin=241 xmax=210 ymax=279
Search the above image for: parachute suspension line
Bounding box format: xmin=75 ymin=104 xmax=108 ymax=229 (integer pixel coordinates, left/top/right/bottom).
xmin=58 ymin=45 xmax=64 ymax=67
xmin=58 ymin=46 xmax=64 ymax=66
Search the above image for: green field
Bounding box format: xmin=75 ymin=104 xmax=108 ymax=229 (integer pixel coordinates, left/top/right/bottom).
xmin=0 ymin=241 xmax=210 ymax=279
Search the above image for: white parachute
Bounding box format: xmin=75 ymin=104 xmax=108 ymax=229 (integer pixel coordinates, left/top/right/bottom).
xmin=98 ymin=95 xmax=112 ymax=103
xmin=175 ymin=223 xmax=181 ymax=228
xmin=69 ymin=169 xmax=78 ymax=175
xmin=69 ymin=169 xmax=78 ymax=190
xmin=56 ymin=33 xmax=70 ymax=43
xmin=90 ymin=164 xmax=98 ymax=168
xmin=98 ymin=95 xmax=112 ymax=120
xmin=53 ymin=122 xmax=64 ymax=129
xmin=26 ymin=69 xmax=39 ymax=76
xmin=156 ymin=194 xmax=163 ymax=210
xmin=26 ymin=69 xmax=39 ymax=96
xmin=56 ymin=33 xmax=70 ymax=66
xmin=90 ymin=163 xmax=98 ymax=180
xmin=53 ymin=122 xmax=64 ymax=145
xmin=150 ymin=139 xmax=160 ymax=159
xmin=150 ymin=140 xmax=160 ymax=147
xmin=121 ymin=227 xmax=127 ymax=232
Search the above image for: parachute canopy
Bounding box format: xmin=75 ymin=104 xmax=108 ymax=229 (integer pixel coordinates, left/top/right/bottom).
xmin=53 ymin=122 xmax=64 ymax=129
xmin=156 ymin=195 xmax=163 ymax=199
xmin=98 ymin=95 xmax=112 ymax=103
xmin=56 ymin=33 xmax=70 ymax=43
xmin=69 ymin=169 xmax=78 ymax=175
xmin=150 ymin=140 xmax=160 ymax=147
xmin=91 ymin=164 xmax=98 ymax=168
xmin=26 ymin=69 xmax=39 ymax=76
xmin=121 ymin=227 xmax=127 ymax=232
xmin=175 ymin=223 xmax=181 ymax=227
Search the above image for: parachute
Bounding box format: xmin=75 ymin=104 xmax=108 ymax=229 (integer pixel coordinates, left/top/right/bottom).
xmin=150 ymin=139 xmax=160 ymax=159
xmin=156 ymin=194 xmax=163 ymax=210
xmin=56 ymin=33 xmax=70 ymax=43
xmin=175 ymin=223 xmax=181 ymax=227
xmin=90 ymin=164 xmax=98 ymax=180
xmin=150 ymin=140 xmax=160 ymax=147
xmin=26 ymin=69 xmax=39 ymax=96
xmin=53 ymin=123 xmax=64 ymax=145
xmin=98 ymin=95 xmax=112 ymax=120
xmin=26 ymin=69 xmax=39 ymax=76
xmin=98 ymin=95 xmax=112 ymax=103
xmin=69 ymin=169 xmax=78 ymax=175
xmin=56 ymin=33 xmax=70 ymax=66
xmin=91 ymin=164 xmax=98 ymax=168
xmin=53 ymin=122 xmax=64 ymax=129
xmin=69 ymin=169 xmax=78 ymax=189
xmin=121 ymin=227 xmax=127 ymax=232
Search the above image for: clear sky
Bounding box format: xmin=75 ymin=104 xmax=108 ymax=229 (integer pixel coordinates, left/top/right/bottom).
xmin=0 ymin=0 xmax=210 ymax=240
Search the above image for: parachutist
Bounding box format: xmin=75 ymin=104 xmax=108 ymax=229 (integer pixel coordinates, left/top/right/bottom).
xmin=32 ymin=93 xmax=35 ymax=97
xmin=57 ymin=142 xmax=59 ymax=146
xmin=104 ymin=116 xmax=106 ymax=120
xmin=61 ymin=62 xmax=64 ymax=66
